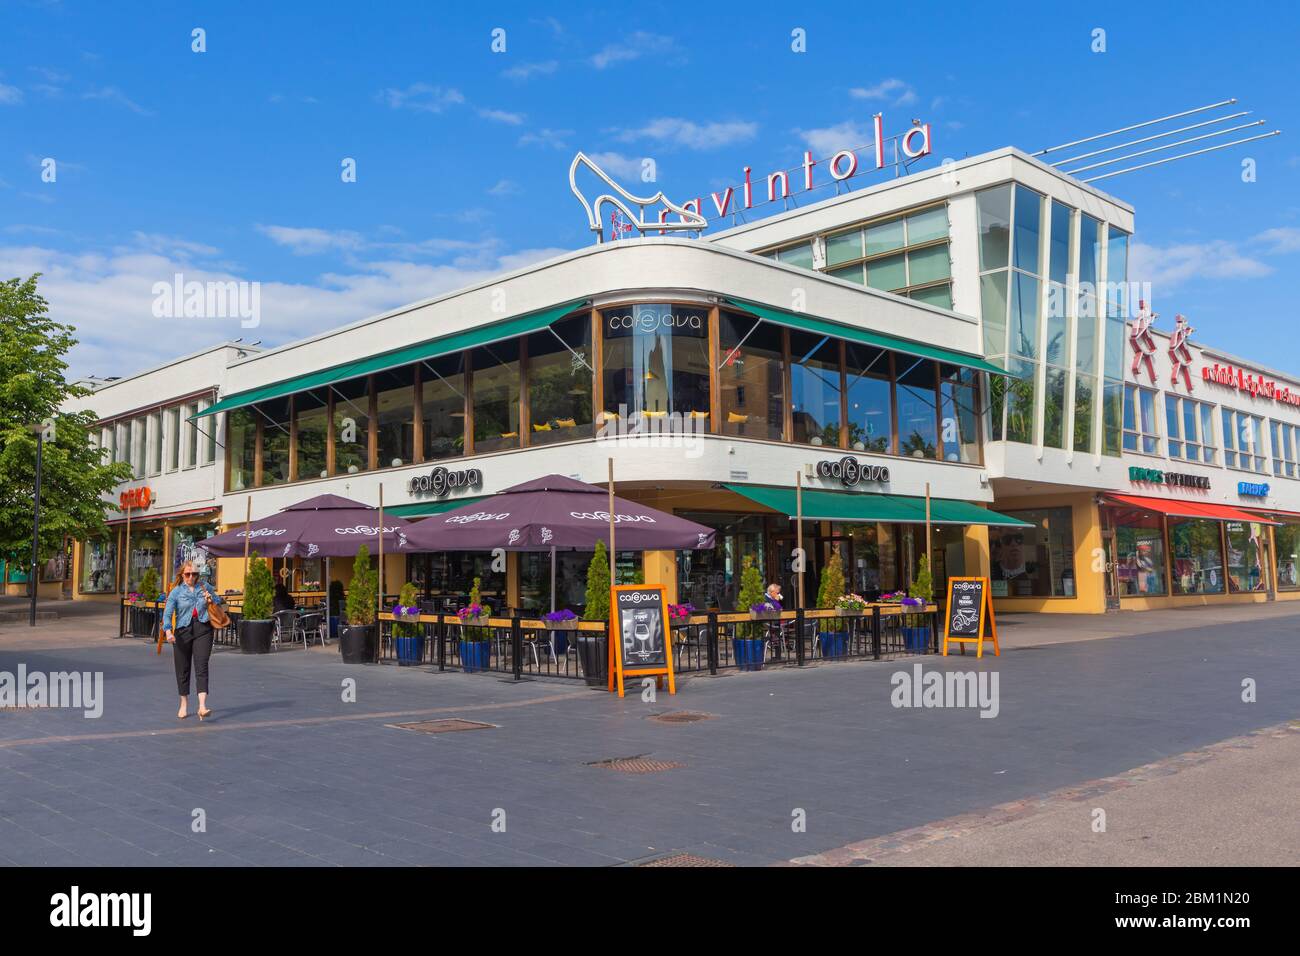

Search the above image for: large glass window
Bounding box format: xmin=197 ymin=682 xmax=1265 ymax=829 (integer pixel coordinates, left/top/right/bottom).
xmin=1168 ymin=517 xmax=1225 ymax=595
xmin=1073 ymin=374 xmax=1095 ymax=453
xmin=295 ymin=389 xmax=329 ymax=481
xmin=939 ymin=364 xmax=979 ymax=463
xmin=148 ymin=412 xmax=162 ymax=475
xmin=472 ymin=339 xmax=521 ymax=454
xmin=1123 ymin=384 xmax=1160 ymax=454
xmin=1274 ymin=522 xmax=1300 ymax=590
xmin=126 ymin=526 xmax=164 ymax=593
xmin=990 ymin=508 xmax=1075 ymax=597
xmin=1270 ymin=419 xmax=1298 ymax=477
xmin=1104 ymin=226 xmax=1129 ymax=382
xmin=1111 ymin=507 xmax=1167 ymax=596
xmin=845 ymin=343 xmax=892 ymax=453
xmin=1222 ymin=409 xmax=1265 ymax=472
xmin=171 ymin=521 xmax=220 ymax=586
xmin=1167 ymin=395 xmax=1217 ymax=464
xmin=227 ymin=408 xmax=256 ymax=491
xmin=675 ymin=512 xmax=768 ymax=611
xmin=421 ymin=352 xmax=466 ymax=461
xmin=259 ymin=396 xmax=292 ymax=486
xmin=374 ymin=367 xmax=415 ymax=468
xmin=1225 ymin=521 xmax=1267 ymax=593
xmin=977 ymin=185 xmax=1012 ymax=271
xmin=331 ymin=377 xmax=371 ymax=475
xmin=789 ymin=331 xmax=841 ymax=446
xmin=1012 ymin=185 xmax=1042 ymax=275
xmin=601 ymin=304 xmax=710 ymax=426
xmin=719 ymin=312 xmax=784 ymax=441
xmin=895 ymin=357 xmax=938 ymax=459
xmin=80 ymin=536 xmax=118 ymax=594
xmin=528 ymin=314 xmax=593 ymax=446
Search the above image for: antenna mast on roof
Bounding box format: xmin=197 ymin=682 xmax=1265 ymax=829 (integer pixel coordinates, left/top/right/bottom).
xmin=1034 ymin=98 xmax=1281 ymax=184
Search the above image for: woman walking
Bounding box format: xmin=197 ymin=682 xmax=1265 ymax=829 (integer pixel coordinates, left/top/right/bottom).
xmin=162 ymin=562 xmax=225 ymax=721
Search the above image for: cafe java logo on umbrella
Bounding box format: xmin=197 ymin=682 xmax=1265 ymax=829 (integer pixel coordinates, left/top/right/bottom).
xmin=508 ymin=529 xmax=521 ymax=545
xmin=333 ymin=525 xmax=402 ymax=534
xmin=568 ymin=511 xmax=657 ymax=523
xmin=540 ymin=527 xmax=553 ymax=543
xmin=238 ymin=528 xmax=287 ymax=538
xmin=444 ymin=511 xmax=511 ymax=524
xmin=307 ymin=544 xmax=319 ymax=557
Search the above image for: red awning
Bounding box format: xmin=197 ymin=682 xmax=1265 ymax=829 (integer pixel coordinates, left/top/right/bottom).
xmin=106 ymin=506 xmax=220 ymax=527
xmin=1105 ymin=494 xmax=1280 ymax=525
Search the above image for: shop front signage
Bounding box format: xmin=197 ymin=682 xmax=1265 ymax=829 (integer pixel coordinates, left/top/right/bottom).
xmin=603 ymin=307 xmax=706 ymax=338
xmin=1201 ymin=362 xmax=1300 ymax=407
xmin=1128 ymin=466 xmax=1210 ymax=490
xmin=817 ymin=456 xmax=890 ymax=487
xmin=407 ymin=466 xmax=483 ymax=498
xmin=1238 ymin=481 xmax=1270 ymax=498
xmin=119 ymin=487 xmax=152 ymax=510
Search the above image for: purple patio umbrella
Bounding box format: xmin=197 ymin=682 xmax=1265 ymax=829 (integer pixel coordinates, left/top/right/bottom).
xmin=200 ymin=494 xmax=419 ymax=560
xmin=402 ymin=475 xmax=716 ymax=553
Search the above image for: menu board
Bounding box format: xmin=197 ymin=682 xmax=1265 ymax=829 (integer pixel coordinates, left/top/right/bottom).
xmin=608 ymin=585 xmax=676 ymax=697
xmin=943 ymin=576 xmax=999 ymax=658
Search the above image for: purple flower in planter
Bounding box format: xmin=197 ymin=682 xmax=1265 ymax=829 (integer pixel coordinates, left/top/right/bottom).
xmin=457 ymin=603 xmax=488 ymax=620
xmin=667 ymin=602 xmax=695 ymax=621
xmin=542 ymin=608 xmax=578 ymax=623
xmin=750 ymin=599 xmax=781 ymax=613
xmin=901 ymin=596 xmax=925 ymax=607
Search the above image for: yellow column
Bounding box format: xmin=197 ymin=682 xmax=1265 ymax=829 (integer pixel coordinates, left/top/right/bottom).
xmin=963 ymin=525 xmax=990 ymax=579
xmin=642 ymin=550 xmax=678 ymax=604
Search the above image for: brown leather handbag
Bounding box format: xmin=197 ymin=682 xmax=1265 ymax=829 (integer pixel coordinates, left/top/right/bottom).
xmin=204 ymin=586 xmax=231 ymax=629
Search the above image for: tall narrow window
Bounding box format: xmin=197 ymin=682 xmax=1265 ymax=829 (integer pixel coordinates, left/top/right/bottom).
xmin=528 ymin=314 xmax=593 ymax=446
xmin=844 ymin=343 xmax=892 ymax=453
xmin=471 ymin=340 xmax=521 ymax=454
xmin=227 ymin=408 xmax=256 ymax=491
xmin=374 ymin=367 xmax=416 ymax=468
xmin=259 ymin=397 xmax=292 ymax=486
xmin=167 ymin=407 xmax=180 ymax=471
xmin=789 ymin=330 xmax=842 ymax=447
xmin=421 ymin=352 xmax=466 ymax=461
xmin=896 ymin=357 xmax=938 ymax=459
xmin=295 ymin=389 xmax=329 ymax=480
xmin=718 ymin=313 xmax=784 ymax=441
xmin=332 ymin=378 xmax=371 ymax=474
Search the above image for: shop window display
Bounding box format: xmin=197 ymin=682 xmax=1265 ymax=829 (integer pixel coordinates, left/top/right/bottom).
xmin=1168 ymin=517 xmax=1225 ymax=595
xmin=1112 ymin=509 xmax=1167 ymax=596
xmin=991 ymin=508 xmax=1075 ymax=597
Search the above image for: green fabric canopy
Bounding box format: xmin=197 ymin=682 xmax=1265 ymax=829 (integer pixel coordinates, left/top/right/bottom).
xmin=724 ymin=297 xmax=1013 ymax=377
xmin=724 ymin=484 xmax=1033 ymax=527
xmin=385 ymin=497 xmax=485 ymax=519
xmin=191 ymin=300 xmax=587 ymax=420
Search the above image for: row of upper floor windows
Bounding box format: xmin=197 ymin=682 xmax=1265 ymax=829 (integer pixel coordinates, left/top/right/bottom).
xmin=91 ymin=398 xmax=219 ymax=481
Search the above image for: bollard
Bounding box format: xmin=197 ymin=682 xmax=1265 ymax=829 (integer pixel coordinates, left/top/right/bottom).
xmin=872 ymin=605 xmax=882 ymax=660
xmin=510 ymin=617 xmax=523 ymax=681
xmin=706 ymin=612 xmax=718 ymax=675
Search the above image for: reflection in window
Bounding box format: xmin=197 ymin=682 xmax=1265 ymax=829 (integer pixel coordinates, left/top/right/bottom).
xmin=332 ymin=377 xmax=370 ymax=475
xmin=1003 ymin=359 xmax=1037 ymax=445
xmin=1073 ymin=375 xmax=1095 ymax=453
xmin=896 ymin=357 xmax=938 ymax=459
xmin=789 ymin=331 xmax=841 ymax=447
xmin=374 ymin=367 xmax=415 ymax=468
xmin=977 ymin=184 xmax=1012 ymax=271
xmin=1111 ymin=507 xmax=1167 ymax=596
xmin=939 ymin=364 xmax=979 ymax=463
xmin=80 ymin=536 xmax=118 ymax=594
xmin=472 ymin=340 xmax=521 ymax=454
xmin=719 ymin=313 xmax=784 ymax=441
xmin=990 ymin=508 xmax=1074 ymax=597
xmin=259 ymin=397 xmax=292 ymax=486
xmin=228 ymin=408 xmax=256 ymax=491
xmin=845 ymin=344 xmax=892 ymax=453
xmin=601 ymin=305 xmax=710 ymax=426
xmin=1169 ymin=517 xmax=1225 ymax=595
xmin=1273 ymin=522 xmax=1300 ymax=590
xmin=1012 ymin=185 xmax=1042 ymax=275
xmin=421 ymin=353 xmax=465 ymax=462
xmin=295 ymin=389 xmax=329 ymax=480
xmin=1226 ymin=522 xmax=1267 ymax=593
xmin=528 ymin=315 xmax=592 ymax=446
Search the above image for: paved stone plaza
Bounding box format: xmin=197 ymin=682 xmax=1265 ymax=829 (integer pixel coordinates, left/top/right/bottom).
xmin=1 ymin=604 xmax=1296 ymax=866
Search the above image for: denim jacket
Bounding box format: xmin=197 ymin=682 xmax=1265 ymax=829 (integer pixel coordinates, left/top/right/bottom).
xmin=163 ymin=581 xmax=223 ymax=630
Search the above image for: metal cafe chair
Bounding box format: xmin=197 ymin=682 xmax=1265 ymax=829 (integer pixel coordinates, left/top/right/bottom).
xmin=272 ymin=610 xmax=303 ymax=649
xmin=298 ymin=610 xmax=326 ymax=648
xmin=521 ymin=626 xmax=557 ymax=669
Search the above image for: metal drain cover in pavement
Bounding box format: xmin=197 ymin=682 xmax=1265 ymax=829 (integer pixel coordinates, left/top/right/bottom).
xmin=648 ymin=711 xmax=716 ymax=724
xmin=388 ymin=718 xmax=497 ymax=734
xmin=587 ymin=754 xmax=683 ymax=774
xmin=638 ymin=853 xmax=734 ymax=867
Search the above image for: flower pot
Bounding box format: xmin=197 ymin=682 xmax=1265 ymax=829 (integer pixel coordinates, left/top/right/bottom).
xmin=459 ymin=638 xmax=491 ymax=673
xmin=575 ymin=634 xmax=607 ymax=686
xmin=748 ymin=610 xmax=780 ymax=621
xmin=459 ymin=614 xmax=489 ymax=627
xmin=239 ymin=618 xmax=274 ymax=655
xmin=818 ymin=631 xmax=848 ymax=659
xmin=732 ymin=637 xmax=765 ymax=671
xmin=902 ymin=625 xmax=930 ymax=654
xmin=394 ymin=634 xmax=425 ymax=666
xmin=835 ymin=608 xmax=866 ymax=617
xmin=340 ymin=624 xmax=377 ymax=663
xmin=544 ymin=619 xmax=576 ymax=630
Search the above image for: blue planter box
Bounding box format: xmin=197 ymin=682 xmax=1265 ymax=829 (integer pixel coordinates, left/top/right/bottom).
xmin=902 ymin=626 xmax=930 ymax=654
xmin=732 ymin=637 xmax=764 ymax=671
xmin=459 ymin=639 xmax=491 ymax=673
xmin=395 ymin=635 xmax=425 ymax=666
xmin=819 ymin=631 xmax=848 ymax=659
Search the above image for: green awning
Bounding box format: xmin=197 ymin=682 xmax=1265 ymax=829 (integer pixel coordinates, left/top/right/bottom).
xmin=724 ymin=484 xmax=1033 ymax=527
xmin=724 ymin=297 xmax=1013 ymax=377
xmin=192 ymin=300 xmax=587 ymax=420
xmin=386 ymin=496 xmax=485 ymax=519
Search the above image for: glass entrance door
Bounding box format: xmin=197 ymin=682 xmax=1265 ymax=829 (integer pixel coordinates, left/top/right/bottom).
xmin=1102 ymin=530 xmax=1120 ymax=610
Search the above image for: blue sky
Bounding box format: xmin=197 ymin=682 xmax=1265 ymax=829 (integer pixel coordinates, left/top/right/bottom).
xmin=2 ymin=0 xmax=1297 ymax=380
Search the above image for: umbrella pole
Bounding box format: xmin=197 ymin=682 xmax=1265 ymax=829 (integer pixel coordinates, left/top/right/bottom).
xmin=243 ymin=497 xmax=251 ymax=584
xmin=378 ymin=484 xmax=384 ymax=622
xmin=607 ymin=458 xmax=616 ymax=584
xmin=796 ymin=470 xmax=804 ymax=610
xmin=925 ymin=481 xmax=932 ymax=594
xmin=550 ymin=545 xmax=556 ymax=614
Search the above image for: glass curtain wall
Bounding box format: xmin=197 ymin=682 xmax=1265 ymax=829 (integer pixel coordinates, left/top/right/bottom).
xmin=1100 ymin=223 xmax=1125 ymax=456
xmin=601 ymin=304 xmax=710 ymax=426
xmin=421 ymin=352 xmax=466 ymax=461
xmin=471 ymin=340 xmax=521 ymax=454
xmin=789 ymin=330 xmax=841 ymax=446
xmin=331 ymin=378 xmax=371 ymax=474
xmin=295 ymin=389 xmax=329 ymax=480
xmin=527 ymin=314 xmax=593 ymax=445
xmin=844 ymin=343 xmax=892 ymax=453
xmin=718 ymin=312 xmax=784 ymax=441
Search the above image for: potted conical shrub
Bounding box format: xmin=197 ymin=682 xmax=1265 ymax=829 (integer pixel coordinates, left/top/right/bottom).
xmin=339 ymin=546 xmax=378 ymax=663
xmin=903 ymin=555 xmax=933 ymax=654
xmin=817 ymin=550 xmax=848 ymax=659
xmin=456 ymin=576 xmax=492 ymax=672
xmin=734 ymin=557 xmax=766 ymax=671
xmin=239 ymin=554 xmax=275 ymax=654
xmin=576 ymin=541 xmax=610 ymax=685
xmin=392 ymin=582 xmax=424 ymax=665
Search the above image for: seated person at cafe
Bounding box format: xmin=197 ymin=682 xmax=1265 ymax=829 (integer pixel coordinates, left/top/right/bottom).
xmin=273 ymin=582 xmax=296 ymax=614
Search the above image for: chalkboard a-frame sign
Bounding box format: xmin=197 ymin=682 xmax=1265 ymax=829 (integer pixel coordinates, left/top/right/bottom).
xmin=608 ymin=584 xmax=677 ymax=698
xmin=942 ymin=576 xmax=999 ymax=658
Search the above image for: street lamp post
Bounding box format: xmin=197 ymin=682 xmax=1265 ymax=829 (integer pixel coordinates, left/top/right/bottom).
xmin=29 ymin=424 xmax=45 ymax=628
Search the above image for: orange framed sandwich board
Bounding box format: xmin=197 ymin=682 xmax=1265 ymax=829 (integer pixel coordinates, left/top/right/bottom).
xmin=608 ymin=584 xmax=676 ymax=698
xmin=943 ymin=576 xmax=999 ymax=658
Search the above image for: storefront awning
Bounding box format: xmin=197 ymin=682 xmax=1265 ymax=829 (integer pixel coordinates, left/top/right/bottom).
xmin=106 ymin=506 xmax=220 ymax=526
xmin=724 ymin=484 xmax=1033 ymax=527
xmin=386 ymin=497 xmax=485 ymax=519
xmin=191 ymin=300 xmax=587 ymax=421
xmin=723 ymin=297 xmax=1014 ymax=378
xmin=1105 ymin=493 xmax=1281 ymax=525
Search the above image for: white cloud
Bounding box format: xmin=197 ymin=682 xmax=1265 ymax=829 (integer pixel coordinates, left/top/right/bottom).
xmin=377 ymin=83 xmax=464 ymax=113
xmin=518 ymin=127 xmax=573 ymax=149
xmin=590 ymin=32 xmax=674 ymax=69
xmin=256 ymin=223 xmax=495 ymax=262
xmin=795 ymin=120 xmax=873 ymax=157
xmin=1254 ymin=227 xmax=1300 ymax=254
xmin=256 ymin=225 xmax=364 ymax=255
xmin=0 ymin=84 xmax=23 ymax=105
xmin=849 ymin=78 xmax=915 ymax=106
xmin=487 ymin=179 xmax=521 ymax=196
xmin=479 ymin=108 xmax=525 ymax=125
xmin=501 ymin=60 xmax=557 ymax=81
xmin=615 ymin=117 xmax=757 ymax=150
xmin=585 ymin=151 xmax=645 ymax=180
xmin=0 ymin=237 xmax=572 ymax=378
xmin=1129 ymin=239 xmax=1272 ymax=291
xmin=83 ymin=86 xmax=151 ymax=115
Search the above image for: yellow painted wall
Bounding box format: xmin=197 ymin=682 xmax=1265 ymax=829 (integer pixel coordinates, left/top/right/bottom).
xmin=991 ymin=492 xmax=1107 ymax=614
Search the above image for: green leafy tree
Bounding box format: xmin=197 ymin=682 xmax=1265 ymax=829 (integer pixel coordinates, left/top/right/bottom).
xmin=242 ymin=554 xmax=275 ymax=621
xmin=0 ymin=275 xmax=132 ymax=581
xmin=583 ymin=540 xmax=610 ymax=621
xmin=344 ymin=545 xmax=377 ymax=626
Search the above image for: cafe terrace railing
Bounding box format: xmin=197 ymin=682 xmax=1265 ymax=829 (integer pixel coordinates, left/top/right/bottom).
xmin=119 ymin=598 xmax=244 ymax=648
xmin=375 ymin=603 xmax=940 ymax=683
